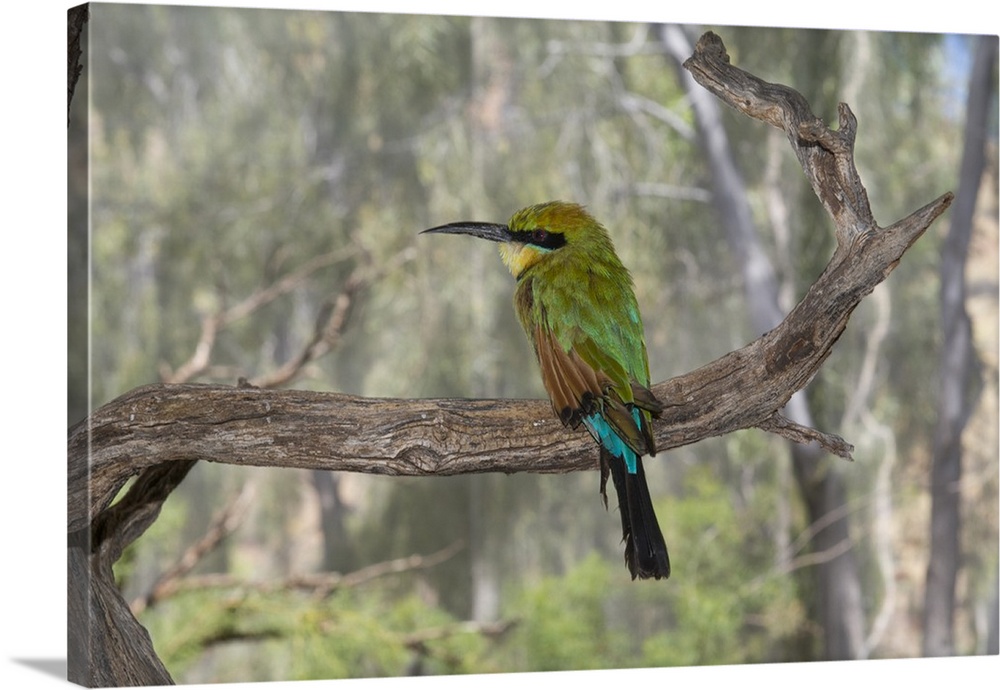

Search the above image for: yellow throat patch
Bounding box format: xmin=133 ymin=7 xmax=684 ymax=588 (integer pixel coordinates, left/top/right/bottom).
xmin=498 ymin=242 xmax=547 ymax=279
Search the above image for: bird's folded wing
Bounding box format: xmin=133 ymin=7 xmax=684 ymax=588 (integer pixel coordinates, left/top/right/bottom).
xmin=533 ymin=323 xmax=653 ymax=456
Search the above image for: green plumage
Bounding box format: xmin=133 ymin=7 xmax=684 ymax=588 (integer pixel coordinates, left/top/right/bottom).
xmin=514 ymin=209 xmax=650 ymax=424
xmin=423 ymin=201 xmax=671 ymax=580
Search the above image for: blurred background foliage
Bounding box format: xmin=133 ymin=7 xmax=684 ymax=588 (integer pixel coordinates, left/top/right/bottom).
xmin=72 ymin=4 xmax=998 ymax=683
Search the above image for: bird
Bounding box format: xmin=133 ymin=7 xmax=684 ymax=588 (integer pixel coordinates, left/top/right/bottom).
xmin=422 ymin=201 xmax=670 ymax=579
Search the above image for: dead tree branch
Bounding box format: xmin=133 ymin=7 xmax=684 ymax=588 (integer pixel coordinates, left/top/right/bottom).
xmin=158 ymin=541 xmax=464 ymax=601
xmin=68 ymin=31 xmax=952 ymax=686
xmin=160 ymin=245 xmax=414 ymax=388
xmin=68 ymin=5 xmax=88 ymax=125
xmin=159 ymin=247 xmax=354 ymax=385
xmin=130 ymin=482 xmax=257 ymax=615
xmin=251 ymin=246 xmax=415 ymax=389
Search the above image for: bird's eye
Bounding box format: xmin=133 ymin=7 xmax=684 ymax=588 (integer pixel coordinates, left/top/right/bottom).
xmin=523 ymin=226 xmax=566 ymax=250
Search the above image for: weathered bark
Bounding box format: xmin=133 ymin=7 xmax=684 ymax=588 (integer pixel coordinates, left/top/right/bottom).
xmin=67 ymin=31 xmax=952 ymax=685
xmin=68 ymin=5 xmax=88 ymax=125
xmin=660 ymin=24 xmax=866 ymax=660
xmin=922 ymin=34 xmax=996 ymax=657
xmin=70 ymin=460 xmax=196 ymax=686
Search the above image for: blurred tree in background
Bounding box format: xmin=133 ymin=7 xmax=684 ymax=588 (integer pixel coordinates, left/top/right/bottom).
xmin=75 ymin=4 xmax=998 ymax=682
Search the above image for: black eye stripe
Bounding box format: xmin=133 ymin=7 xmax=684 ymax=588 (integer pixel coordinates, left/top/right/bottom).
xmin=515 ymin=227 xmax=566 ymax=250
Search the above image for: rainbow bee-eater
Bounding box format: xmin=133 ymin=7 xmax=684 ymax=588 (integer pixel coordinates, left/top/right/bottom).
xmin=422 ymin=201 xmax=670 ymax=580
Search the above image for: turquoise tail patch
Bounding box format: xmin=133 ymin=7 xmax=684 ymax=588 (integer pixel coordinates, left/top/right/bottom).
xmin=583 ymin=408 xmax=643 ymax=474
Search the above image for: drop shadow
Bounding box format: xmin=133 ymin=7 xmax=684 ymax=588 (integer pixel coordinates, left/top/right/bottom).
xmin=10 ymin=658 xmax=67 ymax=681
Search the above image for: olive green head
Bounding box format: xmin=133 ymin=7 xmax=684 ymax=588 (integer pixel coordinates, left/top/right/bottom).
xmin=422 ymin=201 xmax=617 ymax=279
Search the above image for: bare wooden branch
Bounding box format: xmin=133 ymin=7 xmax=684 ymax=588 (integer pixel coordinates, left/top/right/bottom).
xmin=161 ymin=245 xmax=415 ymax=389
xmin=683 ymin=31 xmax=879 ymax=248
xmin=67 ymin=5 xmax=89 ymax=125
xmin=756 ymin=412 xmax=855 ymax=460
xmin=160 ymin=248 xmax=350 ymax=384
xmin=130 ymin=482 xmax=257 ymax=615
xmin=161 ymin=541 xmax=465 ymax=601
xmin=69 ymin=384 xmax=596 ymax=533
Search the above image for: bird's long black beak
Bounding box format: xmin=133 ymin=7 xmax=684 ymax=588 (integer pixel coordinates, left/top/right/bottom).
xmin=421 ymin=221 xmax=513 ymax=243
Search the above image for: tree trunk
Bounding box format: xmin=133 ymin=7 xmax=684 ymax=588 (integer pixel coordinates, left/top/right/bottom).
xmin=69 ymin=460 xmax=197 ymax=686
xmin=922 ymin=34 xmax=996 ymax=657
xmin=312 ymin=470 xmax=355 ymax=572
xmin=789 ymin=432 xmax=865 ymax=659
